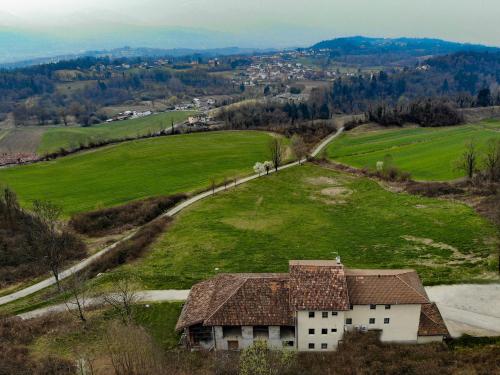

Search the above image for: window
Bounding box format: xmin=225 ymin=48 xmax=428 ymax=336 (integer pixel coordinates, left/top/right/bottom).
xmin=308 ymin=329 xmax=315 ymax=335
xmin=349 ymin=304 xmax=354 ymax=310
xmin=331 ymin=328 xmax=337 ymax=333
xmin=370 ymin=304 xmax=376 ymax=310
xmin=321 ymin=328 xmax=328 ymax=335
xmin=308 ymin=343 xmax=315 ymax=349
xmin=223 ymin=326 xmax=242 ymax=338
xmin=369 ymin=318 xmax=376 ymax=324
xmin=309 ymin=311 xmax=315 ymax=318
xmin=384 ymin=318 xmax=390 ymax=324
xmin=332 ymin=311 xmax=338 ymax=316
xmin=253 ymin=326 xmax=269 ymax=340
xmin=321 ymin=343 xmax=328 ymax=349
xmin=385 ymin=304 xmax=391 ymax=310
xmin=322 ymin=311 xmax=328 ymax=318
xmin=345 ymin=318 xmax=352 ymax=325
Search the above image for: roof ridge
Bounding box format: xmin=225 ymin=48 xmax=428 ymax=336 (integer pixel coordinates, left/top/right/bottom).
xmin=204 ymin=276 xmax=249 ymax=324
xmin=395 ymin=273 xmax=429 ymax=302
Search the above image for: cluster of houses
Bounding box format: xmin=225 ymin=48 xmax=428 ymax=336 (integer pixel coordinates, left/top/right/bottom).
xmin=105 ymin=110 xmax=153 ymax=123
xmin=236 ymin=51 xmax=360 ymax=88
xmin=241 ymin=56 xmax=313 ymax=86
xmin=176 ymin=259 xmax=449 ymax=352
xmin=175 ymin=97 xmax=218 ymax=112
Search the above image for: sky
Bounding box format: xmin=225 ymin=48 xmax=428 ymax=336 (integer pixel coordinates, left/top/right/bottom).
xmin=1 ymin=0 xmax=499 ymax=53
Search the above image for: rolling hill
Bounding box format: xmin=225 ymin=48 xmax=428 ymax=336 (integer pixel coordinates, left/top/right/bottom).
xmin=0 ymin=131 xmax=276 ymax=215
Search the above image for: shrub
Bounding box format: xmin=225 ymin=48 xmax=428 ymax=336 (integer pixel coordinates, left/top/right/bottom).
xmin=70 ymin=194 xmax=186 ymax=237
xmin=406 ymin=182 xmax=464 ymax=197
xmin=85 ymin=216 xmax=172 ymax=276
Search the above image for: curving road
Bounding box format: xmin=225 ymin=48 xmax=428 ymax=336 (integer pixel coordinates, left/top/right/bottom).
xmin=0 ymin=127 xmax=344 ymax=306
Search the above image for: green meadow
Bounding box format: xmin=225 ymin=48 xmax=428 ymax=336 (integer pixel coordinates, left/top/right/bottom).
xmin=327 ymin=121 xmax=500 ymax=181
xmin=95 ymin=164 xmax=497 ymax=288
xmin=0 ymin=131 xmax=274 ymax=215
xmin=38 ymin=111 xmax=194 ymax=155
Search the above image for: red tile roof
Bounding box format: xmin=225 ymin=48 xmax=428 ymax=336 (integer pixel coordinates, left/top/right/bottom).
xmin=345 ymin=269 xmax=429 ymax=305
xmin=177 ymin=262 xmax=436 ymax=331
xmin=418 ymin=303 xmax=450 ymax=337
xmin=176 ymin=273 xmax=290 ymax=331
xmin=289 ymin=260 xmax=350 ymax=311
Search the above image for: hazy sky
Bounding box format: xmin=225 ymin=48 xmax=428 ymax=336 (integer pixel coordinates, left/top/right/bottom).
xmin=2 ymin=0 xmax=499 ymax=47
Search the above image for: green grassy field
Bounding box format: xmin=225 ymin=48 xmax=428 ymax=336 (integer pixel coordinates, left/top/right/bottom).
xmin=327 ymin=122 xmax=500 ymax=181
xmin=0 ymin=131 xmax=275 ymax=215
xmin=38 ymin=111 xmax=194 ymax=155
xmin=95 ymin=164 xmax=497 ymax=288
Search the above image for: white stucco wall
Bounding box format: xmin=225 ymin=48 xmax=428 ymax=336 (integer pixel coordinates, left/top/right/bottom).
xmin=345 ymin=304 xmax=421 ymax=342
xmin=214 ymin=326 xmax=285 ymax=350
xmin=296 ymin=310 xmax=346 ymax=351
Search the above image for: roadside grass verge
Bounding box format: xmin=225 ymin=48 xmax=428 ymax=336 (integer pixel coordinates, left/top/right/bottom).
xmin=92 ymin=164 xmax=498 ymax=289
xmin=327 ymin=121 xmax=500 ymax=181
xmin=37 ymin=111 xmax=194 ymax=154
xmin=0 ymin=131 xmax=276 ymax=215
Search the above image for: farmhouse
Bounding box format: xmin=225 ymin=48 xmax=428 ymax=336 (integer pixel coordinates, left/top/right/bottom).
xmin=176 ymin=259 xmax=449 ymax=351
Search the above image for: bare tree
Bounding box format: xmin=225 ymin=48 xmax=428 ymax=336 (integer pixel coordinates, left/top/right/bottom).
xmin=483 ymin=139 xmax=500 ymax=182
xmin=290 ymin=134 xmax=308 ymax=165
xmin=269 ymin=138 xmax=284 ymax=172
xmin=64 ymin=272 xmax=90 ymax=323
xmin=2 ymin=187 xmax=19 ymax=228
xmin=103 ymin=277 xmax=139 ymax=323
xmin=457 ymin=141 xmax=478 ymax=180
xmin=32 ymin=200 xmax=65 ymax=290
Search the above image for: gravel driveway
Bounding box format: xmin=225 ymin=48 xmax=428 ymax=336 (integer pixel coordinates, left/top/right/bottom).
xmin=425 ymin=283 xmax=500 ymax=337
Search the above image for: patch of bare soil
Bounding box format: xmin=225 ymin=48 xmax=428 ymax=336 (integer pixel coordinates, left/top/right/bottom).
xmin=306 ymin=175 xmax=354 ymax=205
xmin=402 ymin=235 xmax=481 ymax=265
xmin=321 ymin=187 xmax=353 ymax=198
xmin=0 ymin=127 xmax=45 ymax=155
xmin=306 ymin=176 xmax=340 ymax=186
xmin=349 ymin=122 xmax=418 ymax=134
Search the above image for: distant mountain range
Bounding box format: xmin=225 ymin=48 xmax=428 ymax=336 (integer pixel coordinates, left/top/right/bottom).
xmin=1 ymin=32 xmax=499 ymax=68
xmin=309 ymin=36 xmax=500 ymax=56
xmin=0 ymin=46 xmax=276 ymax=69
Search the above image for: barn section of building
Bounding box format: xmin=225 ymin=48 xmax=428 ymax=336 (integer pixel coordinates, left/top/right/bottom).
xmin=176 ymin=260 xmax=449 ymax=351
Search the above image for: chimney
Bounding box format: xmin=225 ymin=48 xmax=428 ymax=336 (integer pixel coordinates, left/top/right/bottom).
xmin=335 ymin=256 xmax=341 ymax=265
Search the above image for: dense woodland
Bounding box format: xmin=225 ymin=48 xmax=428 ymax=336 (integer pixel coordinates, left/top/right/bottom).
xmin=218 ymin=51 xmax=500 ymax=129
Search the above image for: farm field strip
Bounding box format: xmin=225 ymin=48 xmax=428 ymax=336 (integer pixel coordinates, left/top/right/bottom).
xmin=327 ymin=122 xmax=500 ymax=181
xmin=0 ymin=130 xmax=275 ymax=215
xmin=37 ymin=111 xmax=194 ymax=155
